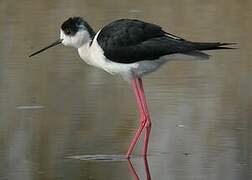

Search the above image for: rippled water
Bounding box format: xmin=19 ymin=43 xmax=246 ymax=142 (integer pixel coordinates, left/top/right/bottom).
xmin=0 ymin=0 xmax=251 ymax=179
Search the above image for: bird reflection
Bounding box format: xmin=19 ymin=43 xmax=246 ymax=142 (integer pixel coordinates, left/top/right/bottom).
xmin=127 ymin=157 xmax=151 ymax=180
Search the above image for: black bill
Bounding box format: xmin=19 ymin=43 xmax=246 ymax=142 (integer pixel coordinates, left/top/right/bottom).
xmin=29 ymin=39 xmax=63 ymax=57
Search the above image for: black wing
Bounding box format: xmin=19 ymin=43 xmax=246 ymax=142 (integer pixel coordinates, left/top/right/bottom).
xmin=97 ymin=19 xmax=233 ymax=64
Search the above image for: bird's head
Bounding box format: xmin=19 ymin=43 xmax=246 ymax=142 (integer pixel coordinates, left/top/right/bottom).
xmin=29 ymin=17 xmax=95 ymax=57
xmin=60 ymin=17 xmax=95 ymax=48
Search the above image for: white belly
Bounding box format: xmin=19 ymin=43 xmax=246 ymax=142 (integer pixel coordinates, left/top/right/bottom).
xmin=78 ymin=37 xmax=139 ymax=80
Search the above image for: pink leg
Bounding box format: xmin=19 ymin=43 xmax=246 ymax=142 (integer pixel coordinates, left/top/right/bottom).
xmin=126 ymin=123 xmax=145 ymax=157
xmin=126 ymin=78 xmax=152 ymax=158
xmin=138 ymin=79 xmax=152 ymax=156
xmin=126 ymin=78 xmax=146 ymax=158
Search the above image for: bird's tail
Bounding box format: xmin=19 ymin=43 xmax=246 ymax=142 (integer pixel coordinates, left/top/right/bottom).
xmin=191 ymin=42 xmax=236 ymax=51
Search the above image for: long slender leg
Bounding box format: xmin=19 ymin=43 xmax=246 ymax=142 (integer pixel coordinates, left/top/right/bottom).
xmin=126 ymin=78 xmax=146 ymax=158
xmin=126 ymin=123 xmax=145 ymax=157
xmin=133 ymin=79 xmax=146 ymax=122
xmin=126 ymin=78 xmax=152 ymax=158
xmin=138 ymin=78 xmax=152 ymax=156
xmin=143 ymin=126 xmax=151 ymax=155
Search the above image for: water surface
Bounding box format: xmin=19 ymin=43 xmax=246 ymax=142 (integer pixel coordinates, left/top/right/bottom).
xmin=0 ymin=0 xmax=251 ymax=179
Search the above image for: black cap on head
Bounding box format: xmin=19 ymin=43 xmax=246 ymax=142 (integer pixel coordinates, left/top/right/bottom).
xmin=61 ymin=17 xmax=83 ymax=36
xmin=61 ymin=17 xmax=95 ymax=37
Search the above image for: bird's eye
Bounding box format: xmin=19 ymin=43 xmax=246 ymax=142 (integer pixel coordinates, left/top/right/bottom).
xmin=65 ymin=28 xmax=71 ymax=35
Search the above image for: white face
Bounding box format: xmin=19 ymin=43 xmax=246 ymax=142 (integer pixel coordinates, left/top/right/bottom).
xmin=60 ymin=29 xmax=91 ymax=48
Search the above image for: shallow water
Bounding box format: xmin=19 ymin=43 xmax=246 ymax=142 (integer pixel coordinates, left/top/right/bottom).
xmin=0 ymin=0 xmax=252 ymax=179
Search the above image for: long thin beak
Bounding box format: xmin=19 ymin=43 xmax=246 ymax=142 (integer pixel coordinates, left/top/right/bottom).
xmin=29 ymin=39 xmax=63 ymax=57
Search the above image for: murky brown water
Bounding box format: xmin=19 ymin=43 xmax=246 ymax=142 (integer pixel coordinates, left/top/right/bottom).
xmin=0 ymin=0 xmax=252 ymax=179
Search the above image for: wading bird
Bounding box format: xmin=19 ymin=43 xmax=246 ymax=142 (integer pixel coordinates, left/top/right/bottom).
xmin=29 ymin=17 xmax=234 ymax=158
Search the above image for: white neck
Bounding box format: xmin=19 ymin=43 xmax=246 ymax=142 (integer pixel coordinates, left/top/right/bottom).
xmin=77 ymin=40 xmax=93 ymax=64
xmin=77 ymin=31 xmax=107 ymax=69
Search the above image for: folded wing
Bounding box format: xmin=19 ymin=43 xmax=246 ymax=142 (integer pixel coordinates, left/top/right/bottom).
xmin=97 ymin=19 xmax=234 ymax=64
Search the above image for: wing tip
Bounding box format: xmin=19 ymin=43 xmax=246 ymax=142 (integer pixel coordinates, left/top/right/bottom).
xmin=193 ymin=41 xmax=238 ymax=50
xmin=218 ymin=42 xmax=237 ymax=49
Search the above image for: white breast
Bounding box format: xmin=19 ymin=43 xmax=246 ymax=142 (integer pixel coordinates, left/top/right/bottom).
xmin=77 ymin=33 xmax=106 ymax=68
xmin=78 ymin=31 xmax=139 ymax=80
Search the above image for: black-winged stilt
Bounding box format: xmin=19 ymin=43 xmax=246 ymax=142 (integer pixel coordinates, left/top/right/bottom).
xmin=29 ymin=17 xmax=234 ymax=158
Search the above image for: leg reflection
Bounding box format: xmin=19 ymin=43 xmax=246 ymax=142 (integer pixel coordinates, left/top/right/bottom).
xmin=127 ymin=157 xmax=151 ymax=180
xmin=143 ymin=157 xmax=151 ymax=180
xmin=127 ymin=158 xmax=139 ymax=180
